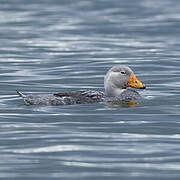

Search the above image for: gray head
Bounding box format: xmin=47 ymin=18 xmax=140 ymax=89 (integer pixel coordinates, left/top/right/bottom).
xmin=104 ymin=65 xmax=145 ymax=97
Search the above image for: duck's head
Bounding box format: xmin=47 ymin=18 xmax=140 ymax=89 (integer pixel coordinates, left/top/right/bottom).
xmin=104 ymin=65 xmax=146 ymax=97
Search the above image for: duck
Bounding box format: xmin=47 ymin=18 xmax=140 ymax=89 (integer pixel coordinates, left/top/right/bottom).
xmin=17 ymin=65 xmax=146 ymax=106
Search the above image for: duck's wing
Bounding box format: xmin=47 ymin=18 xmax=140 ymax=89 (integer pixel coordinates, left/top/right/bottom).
xmin=54 ymin=90 xmax=105 ymax=104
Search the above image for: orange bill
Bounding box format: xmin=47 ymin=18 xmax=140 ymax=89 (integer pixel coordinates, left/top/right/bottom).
xmin=126 ymin=74 xmax=146 ymax=89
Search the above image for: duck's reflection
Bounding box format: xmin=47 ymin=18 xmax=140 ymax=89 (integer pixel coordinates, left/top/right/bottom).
xmin=105 ymin=101 xmax=138 ymax=108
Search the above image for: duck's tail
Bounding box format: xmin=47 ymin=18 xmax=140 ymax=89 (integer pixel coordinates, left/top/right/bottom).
xmin=16 ymin=90 xmax=26 ymax=98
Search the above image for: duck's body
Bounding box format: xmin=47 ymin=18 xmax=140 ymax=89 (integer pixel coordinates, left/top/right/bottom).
xmin=17 ymin=90 xmax=105 ymax=106
xmin=17 ymin=65 xmax=146 ymax=106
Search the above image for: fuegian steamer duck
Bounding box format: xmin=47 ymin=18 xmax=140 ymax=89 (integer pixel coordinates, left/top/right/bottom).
xmin=17 ymin=65 xmax=146 ymax=106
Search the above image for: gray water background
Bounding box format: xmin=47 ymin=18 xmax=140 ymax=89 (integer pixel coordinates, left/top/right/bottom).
xmin=0 ymin=0 xmax=180 ymax=179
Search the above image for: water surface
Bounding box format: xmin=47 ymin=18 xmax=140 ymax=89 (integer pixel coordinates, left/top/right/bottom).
xmin=0 ymin=0 xmax=180 ymax=179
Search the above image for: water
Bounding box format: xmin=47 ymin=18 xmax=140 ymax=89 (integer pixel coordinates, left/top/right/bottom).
xmin=0 ymin=0 xmax=180 ymax=179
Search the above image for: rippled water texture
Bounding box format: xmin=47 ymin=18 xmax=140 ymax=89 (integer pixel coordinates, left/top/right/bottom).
xmin=0 ymin=0 xmax=180 ymax=179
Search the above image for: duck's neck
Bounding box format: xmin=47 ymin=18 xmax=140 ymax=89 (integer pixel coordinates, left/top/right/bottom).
xmin=105 ymin=82 xmax=125 ymax=97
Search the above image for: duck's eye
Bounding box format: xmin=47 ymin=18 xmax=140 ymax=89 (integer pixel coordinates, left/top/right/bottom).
xmin=121 ymin=71 xmax=125 ymax=74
